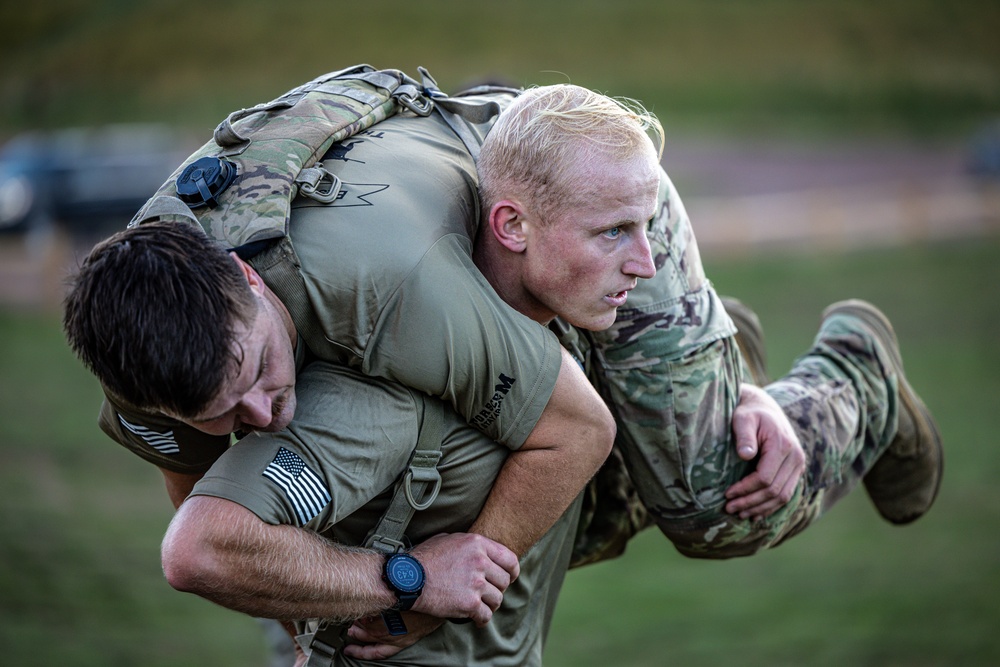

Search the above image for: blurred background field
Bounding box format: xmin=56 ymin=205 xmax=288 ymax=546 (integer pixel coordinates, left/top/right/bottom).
xmin=1 ymin=1 xmax=998 ymax=665
xmin=3 ymin=0 xmax=998 ymax=138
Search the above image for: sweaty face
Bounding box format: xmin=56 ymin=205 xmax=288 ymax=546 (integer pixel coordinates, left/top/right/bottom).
xmin=178 ymin=295 xmax=297 ymax=437
xmin=521 ymin=148 xmax=660 ymax=330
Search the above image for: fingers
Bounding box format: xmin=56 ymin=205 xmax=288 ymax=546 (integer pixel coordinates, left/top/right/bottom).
xmin=344 ymin=618 xmax=390 ymax=658
xmin=346 ymin=617 xmax=387 ymax=644
xmin=731 ymin=408 xmax=760 ymax=461
xmin=483 ymin=538 xmax=520 ymax=582
xmin=464 ymin=574 xmax=506 ymax=626
xmin=409 ymin=533 xmax=521 ymax=623
xmin=727 ymin=383 xmax=805 ymax=519
xmin=342 ymin=641 xmax=405 ymax=660
xmin=725 ymin=438 xmax=800 ymax=516
xmin=473 ymin=550 xmax=513 ymax=602
xmin=474 ymin=584 xmax=503 ymax=624
xmin=725 ymin=455 xmax=800 ymax=518
xmin=725 ymin=481 xmax=792 ymax=518
xmin=344 ymin=612 xmax=444 ymax=659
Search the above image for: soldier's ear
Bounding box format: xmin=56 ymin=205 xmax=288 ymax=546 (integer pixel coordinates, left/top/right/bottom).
xmin=229 ymin=252 xmax=266 ymax=294
xmin=488 ymin=199 xmax=528 ymax=253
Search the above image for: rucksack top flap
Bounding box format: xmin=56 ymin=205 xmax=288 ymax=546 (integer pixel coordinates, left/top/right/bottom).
xmin=131 ymin=69 xmax=406 ymax=249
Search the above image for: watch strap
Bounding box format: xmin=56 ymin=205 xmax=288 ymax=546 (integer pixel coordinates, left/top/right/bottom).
xmin=380 ymin=610 xmax=408 ymax=636
xmin=393 ymin=589 xmax=420 ymax=612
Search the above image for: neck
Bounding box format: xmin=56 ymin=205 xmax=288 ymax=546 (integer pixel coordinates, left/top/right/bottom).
xmin=473 ymin=234 xmax=554 ymax=326
xmin=263 ymin=284 xmax=298 ymax=351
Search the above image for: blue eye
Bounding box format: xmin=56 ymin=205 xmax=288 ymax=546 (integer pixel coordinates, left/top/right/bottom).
xmin=604 ymin=226 xmax=621 ymax=239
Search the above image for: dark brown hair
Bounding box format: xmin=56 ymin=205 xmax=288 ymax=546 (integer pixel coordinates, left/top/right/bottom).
xmin=63 ymin=222 xmax=257 ymax=417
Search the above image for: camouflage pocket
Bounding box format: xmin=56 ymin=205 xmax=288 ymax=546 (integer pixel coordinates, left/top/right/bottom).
xmin=598 ymin=337 xmax=745 ymax=519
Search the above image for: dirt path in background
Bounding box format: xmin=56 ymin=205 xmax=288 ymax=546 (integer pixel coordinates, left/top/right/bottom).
xmin=663 ymin=136 xmax=971 ymax=197
xmin=665 ymin=137 xmax=1000 ymax=255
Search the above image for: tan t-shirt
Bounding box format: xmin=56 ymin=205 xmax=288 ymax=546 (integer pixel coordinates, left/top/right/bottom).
xmin=98 ymin=97 xmax=561 ymax=474
xmin=274 ymin=107 xmax=559 ymax=450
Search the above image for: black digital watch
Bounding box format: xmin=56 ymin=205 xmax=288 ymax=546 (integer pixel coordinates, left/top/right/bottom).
xmin=381 ymin=552 xmax=426 ymax=636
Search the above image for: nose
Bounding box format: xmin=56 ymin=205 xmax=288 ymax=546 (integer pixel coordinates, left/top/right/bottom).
xmin=240 ymin=389 xmax=274 ymax=428
xmin=624 ymin=230 xmax=656 ymax=279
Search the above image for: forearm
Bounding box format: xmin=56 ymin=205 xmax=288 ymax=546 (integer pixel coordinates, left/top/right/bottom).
xmin=470 ymin=348 xmax=615 ymax=555
xmin=162 ymin=496 xmax=391 ymax=621
xmin=160 ymin=468 xmax=204 ymax=509
xmin=469 ymin=447 xmax=594 ymax=556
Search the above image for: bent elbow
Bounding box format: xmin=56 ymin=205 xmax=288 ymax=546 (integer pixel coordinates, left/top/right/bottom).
xmin=569 ymin=394 xmax=615 ymax=466
xmin=161 ymin=511 xmax=220 ymax=594
xmin=161 ymin=560 xmax=194 ymax=594
xmin=161 ymin=534 xmax=208 ymax=594
xmin=590 ymin=402 xmax=616 ymax=460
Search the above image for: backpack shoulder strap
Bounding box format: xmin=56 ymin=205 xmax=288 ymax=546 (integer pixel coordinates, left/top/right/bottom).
xmin=301 ymin=397 xmax=445 ymax=666
xmin=363 ymin=397 xmax=444 ymax=553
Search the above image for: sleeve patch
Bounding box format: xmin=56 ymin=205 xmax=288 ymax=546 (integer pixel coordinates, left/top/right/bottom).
xmin=118 ymin=415 xmax=181 ymax=455
xmin=262 ymin=447 xmax=332 ymax=526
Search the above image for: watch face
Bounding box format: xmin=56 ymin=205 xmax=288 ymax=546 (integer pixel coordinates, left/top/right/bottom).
xmin=386 ymin=554 xmax=424 ymax=593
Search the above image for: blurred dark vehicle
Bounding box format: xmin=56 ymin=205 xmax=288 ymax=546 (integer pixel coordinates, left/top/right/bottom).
xmin=0 ymin=124 xmax=194 ymax=238
xmin=967 ymin=119 xmax=1000 ymax=179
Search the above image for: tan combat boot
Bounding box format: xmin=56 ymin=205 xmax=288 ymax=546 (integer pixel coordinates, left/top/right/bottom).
xmin=821 ymin=299 xmax=944 ymax=524
xmin=721 ymin=296 xmax=769 ymax=386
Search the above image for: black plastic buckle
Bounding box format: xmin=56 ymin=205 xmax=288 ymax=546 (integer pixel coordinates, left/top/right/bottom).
xmin=176 ymin=156 xmax=238 ymax=209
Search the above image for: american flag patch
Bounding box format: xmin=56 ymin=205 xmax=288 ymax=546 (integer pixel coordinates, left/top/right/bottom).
xmin=262 ymin=447 xmax=331 ymax=526
xmin=118 ymin=416 xmax=180 ymax=455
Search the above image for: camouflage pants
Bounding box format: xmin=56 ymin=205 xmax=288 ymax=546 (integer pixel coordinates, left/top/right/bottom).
xmin=591 ymin=308 xmax=900 ymax=560
xmin=567 ymin=167 xmax=899 ymax=564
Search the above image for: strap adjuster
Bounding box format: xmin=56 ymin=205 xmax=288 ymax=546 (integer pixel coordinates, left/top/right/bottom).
xmin=370 ymin=535 xmax=407 ymax=554
xmin=396 ymin=91 xmax=434 ymax=117
xmin=297 ymin=164 xmax=342 ymax=203
xmin=403 ymin=450 xmax=442 ymax=511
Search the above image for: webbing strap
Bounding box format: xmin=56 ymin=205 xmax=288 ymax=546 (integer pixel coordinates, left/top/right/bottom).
xmin=434 ymin=103 xmax=489 ymax=163
xmin=437 ymin=95 xmax=503 ymax=123
xmin=418 ymin=66 xmax=503 ymax=163
xmin=301 ymin=398 xmax=444 ymax=664
xmin=245 ymin=237 xmax=330 ymax=356
xmin=302 ymin=621 xmax=344 ymax=667
xmin=126 ymin=195 xmax=199 ymax=228
xmin=364 ymin=398 xmax=444 ymax=553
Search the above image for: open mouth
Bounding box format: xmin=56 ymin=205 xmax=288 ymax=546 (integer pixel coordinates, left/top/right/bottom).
xmin=604 ymin=290 xmax=629 ymax=306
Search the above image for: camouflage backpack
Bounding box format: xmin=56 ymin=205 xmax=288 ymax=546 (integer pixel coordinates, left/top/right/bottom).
xmin=128 ymin=63 xmax=508 ymax=248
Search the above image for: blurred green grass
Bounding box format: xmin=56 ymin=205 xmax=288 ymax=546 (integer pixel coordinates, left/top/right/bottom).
xmin=1 ymin=0 xmax=998 ymax=139
xmin=1 ymin=237 xmax=997 ymax=665
xmin=0 ymin=306 xmax=267 ymax=665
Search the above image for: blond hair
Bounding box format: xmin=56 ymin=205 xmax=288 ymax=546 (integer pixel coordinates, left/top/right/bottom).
xmin=479 ymin=84 xmax=663 ymax=219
